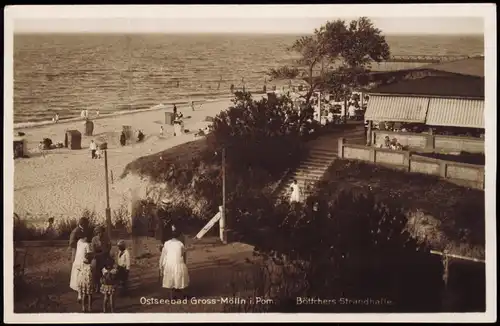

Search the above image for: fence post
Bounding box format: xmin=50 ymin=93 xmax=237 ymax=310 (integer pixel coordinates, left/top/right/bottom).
xmin=425 ymin=131 xmax=435 ymax=151
xmin=404 ymin=151 xmax=411 ymax=172
xmin=441 ymin=251 xmax=452 ymax=310
xmin=338 ymin=138 xmax=345 ymax=158
xmin=481 ymin=168 xmax=485 ymax=190
xmin=367 ymin=122 xmax=373 ymax=146
xmin=219 ymin=205 xmax=227 ymax=244
xmin=439 ymin=160 xmax=447 ymax=178
xmin=442 ymin=251 xmax=449 ymax=287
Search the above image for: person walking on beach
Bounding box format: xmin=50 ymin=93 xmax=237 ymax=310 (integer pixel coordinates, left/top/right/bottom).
xmin=190 ymin=101 xmax=195 ymax=111
xmin=289 ymin=179 xmax=301 ymax=203
xmin=159 ymin=226 xmax=189 ymax=299
xmin=53 ymin=113 xmax=59 ymax=123
xmin=89 ymin=140 xmax=97 ymax=159
xmin=173 ymin=104 xmax=177 ymax=117
xmin=81 ymin=110 xmax=86 ymax=119
xmin=96 ymin=110 xmax=100 ymax=118
xmin=160 ymin=125 xmax=164 ymax=136
xmin=69 ymin=217 xmax=90 ymax=263
xmin=120 ymin=131 xmax=126 ymax=146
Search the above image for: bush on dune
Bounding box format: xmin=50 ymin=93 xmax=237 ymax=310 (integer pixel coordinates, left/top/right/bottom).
xmin=121 ymin=91 xmax=313 ymax=219
xmin=14 ymin=207 xmax=131 ymax=242
xmin=316 ymin=159 xmax=485 ymax=253
xmin=226 ymin=187 xmax=444 ymax=313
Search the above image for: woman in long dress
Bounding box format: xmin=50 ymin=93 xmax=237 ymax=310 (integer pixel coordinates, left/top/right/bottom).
xmin=159 ymin=227 xmax=189 ymax=299
xmin=290 ymin=179 xmax=301 ymax=203
xmin=70 ymin=233 xmax=92 ymax=301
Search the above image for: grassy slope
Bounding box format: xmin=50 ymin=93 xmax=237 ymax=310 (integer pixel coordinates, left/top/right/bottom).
xmin=121 ymin=136 xmax=485 ymax=259
xmin=121 ymin=138 xmax=209 ymax=182
xmin=321 ymin=159 xmax=485 ymax=258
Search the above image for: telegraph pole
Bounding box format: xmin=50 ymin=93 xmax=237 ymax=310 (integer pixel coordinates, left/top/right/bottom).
xmin=103 ymin=143 xmax=112 ymax=240
xmin=220 ymin=147 xmax=227 ymax=243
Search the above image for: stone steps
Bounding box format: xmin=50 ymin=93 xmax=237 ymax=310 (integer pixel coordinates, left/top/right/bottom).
xmin=277 ymin=131 xmax=368 ymax=202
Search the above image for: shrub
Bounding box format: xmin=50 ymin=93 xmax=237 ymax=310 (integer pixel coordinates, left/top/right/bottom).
xmin=13 ymin=209 xmax=128 ymax=241
xmin=318 ymin=159 xmax=485 ymax=253
xmin=14 ymin=214 xmax=45 ymax=241
xmin=209 ymin=91 xmax=307 ymax=175
xmin=231 ymin=187 xmax=444 ymax=312
xmin=122 ymin=91 xmax=312 ymax=223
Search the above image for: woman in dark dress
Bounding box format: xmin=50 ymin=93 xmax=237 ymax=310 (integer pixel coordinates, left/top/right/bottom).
xmin=120 ymin=132 xmax=126 ymax=146
xmin=90 ymin=226 xmax=112 ymax=293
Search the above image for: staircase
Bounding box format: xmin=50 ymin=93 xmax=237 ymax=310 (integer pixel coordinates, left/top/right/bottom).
xmin=278 ymin=124 xmax=366 ymax=203
xmin=280 ymin=148 xmax=337 ymax=201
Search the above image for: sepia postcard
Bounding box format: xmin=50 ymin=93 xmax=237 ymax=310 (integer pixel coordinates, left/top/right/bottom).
xmin=3 ymin=4 xmax=497 ymax=323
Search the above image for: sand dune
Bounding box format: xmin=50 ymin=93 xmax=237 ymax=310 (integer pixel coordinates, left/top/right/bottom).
xmin=13 ymin=99 xmax=232 ymax=226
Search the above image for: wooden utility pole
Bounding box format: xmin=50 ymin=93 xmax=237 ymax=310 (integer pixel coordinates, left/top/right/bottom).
xmin=103 ymin=145 xmax=112 ymax=240
xmin=220 ymin=147 xmax=227 ymax=243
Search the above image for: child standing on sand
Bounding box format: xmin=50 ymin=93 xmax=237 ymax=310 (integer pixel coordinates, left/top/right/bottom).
xmin=89 ymin=140 xmax=97 ymax=159
xmin=101 ymin=257 xmax=118 ymax=312
xmin=160 ymin=125 xmax=164 ymax=136
xmin=116 ymin=240 xmax=131 ymax=295
xmin=95 ymin=147 xmax=102 ymax=159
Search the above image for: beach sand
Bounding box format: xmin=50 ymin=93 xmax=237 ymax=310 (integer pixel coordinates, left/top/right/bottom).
xmin=13 ymin=99 xmax=233 ymax=225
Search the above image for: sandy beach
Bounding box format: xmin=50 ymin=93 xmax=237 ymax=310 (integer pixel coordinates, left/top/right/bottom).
xmin=13 ymin=99 xmax=233 ymax=226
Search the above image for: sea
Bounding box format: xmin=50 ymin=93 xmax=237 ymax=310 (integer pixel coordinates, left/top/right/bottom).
xmin=13 ymin=33 xmax=484 ymax=125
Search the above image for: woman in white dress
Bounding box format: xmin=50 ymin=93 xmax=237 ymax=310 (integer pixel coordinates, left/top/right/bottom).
xmin=70 ymin=233 xmax=92 ymax=301
xmin=159 ymin=227 xmax=189 ymax=299
xmin=290 ymin=179 xmax=301 ymax=203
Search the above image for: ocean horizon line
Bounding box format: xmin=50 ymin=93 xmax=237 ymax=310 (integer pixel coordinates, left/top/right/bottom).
xmin=13 ymin=31 xmax=484 ymax=37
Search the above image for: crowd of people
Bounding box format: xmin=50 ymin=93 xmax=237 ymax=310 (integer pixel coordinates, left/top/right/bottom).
xmin=68 ymin=217 xmax=189 ymax=312
xmin=69 ymin=219 xmax=129 ymax=312
xmin=379 ymin=135 xmax=404 ymax=151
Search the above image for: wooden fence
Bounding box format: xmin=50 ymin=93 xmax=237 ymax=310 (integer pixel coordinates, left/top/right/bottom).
xmin=338 ymin=138 xmax=485 ymax=189
xmin=371 ymin=130 xmax=485 ymax=154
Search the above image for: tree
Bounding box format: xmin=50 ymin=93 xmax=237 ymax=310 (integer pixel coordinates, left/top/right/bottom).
xmin=268 ymin=17 xmax=390 ymax=105
xmin=209 ymin=91 xmax=307 ymax=175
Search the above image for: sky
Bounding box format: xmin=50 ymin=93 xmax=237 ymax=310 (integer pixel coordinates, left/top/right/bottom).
xmin=13 ymin=17 xmax=484 ymax=35
xmin=6 ymin=5 xmax=489 ymax=35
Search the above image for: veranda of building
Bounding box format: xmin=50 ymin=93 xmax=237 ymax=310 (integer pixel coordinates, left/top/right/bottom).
xmin=364 ymin=56 xmax=485 ymax=154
